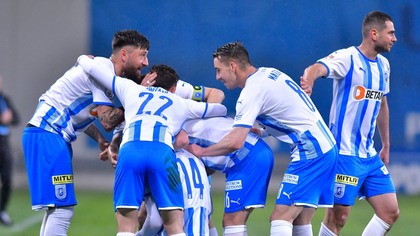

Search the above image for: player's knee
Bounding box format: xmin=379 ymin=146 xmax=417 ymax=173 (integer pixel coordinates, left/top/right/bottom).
xmin=223 ymin=211 xmax=249 ymax=226
xmin=385 ymin=207 xmax=400 ymax=225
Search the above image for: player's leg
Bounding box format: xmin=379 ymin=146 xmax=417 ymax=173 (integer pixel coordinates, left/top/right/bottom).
xmin=137 ymin=201 xmax=147 ymax=230
xmin=208 ymin=216 xmax=219 ymax=236
xmin=292 ymin=208 xmax=316 ymax=236
xmin=147 ymin=143 xmax=184 ymax=235
xmin=23 ymin=128 xmax=77 ymax=235
xmin=159 ymin=209 xmax=185 ymax=235
xmin=0 ymin=136 xmax=13 ymax=225
xmin=40 ymin=206 xmax=74 ymax=236
xmin=360 ymin=156 xmax=400 ymax=235
xmin=319 ymin=152 xmax=369 ymax=236
xmin=116 ymin=208 xmax=139 ymax=233
xmin=272 ymin=147 xmax=336 ymax=236
xmin=363 ymin=193 xmax=399 ymax=236
xmin=319 ymin=205 xmax=350 ymax=236
xmin=113 ymin=141 xmax=147 ymax=234
xmin=136 ymin=197 xmax=163 ymax=236
xmin=224 ymin=139 xmax=274 ymax=236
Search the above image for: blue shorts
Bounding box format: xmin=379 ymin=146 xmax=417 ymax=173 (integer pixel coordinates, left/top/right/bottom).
xmin=114 ymin=141 xmax=184 ymax=211
xmin=276 ymin=146 xmax=338 ymax=208
xmin=333 ymin=154 xmax=396 ymax=206
xmin=224 ymin=139 xmax=274 ymax=213
xmin=22 ymin=127 xmax=76 ymax=210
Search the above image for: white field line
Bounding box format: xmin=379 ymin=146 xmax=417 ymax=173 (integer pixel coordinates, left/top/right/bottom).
xmin=7 ymin=213 xmax=44 ymax=233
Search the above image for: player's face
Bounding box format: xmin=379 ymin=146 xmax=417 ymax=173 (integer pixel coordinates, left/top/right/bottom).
xmin=214 ymin=58 xmax=237 ymax=89
xmin=122 ymin=48 xmax=149 ymax=81
xmin=375 ymin=21 xmax=397 ymax=53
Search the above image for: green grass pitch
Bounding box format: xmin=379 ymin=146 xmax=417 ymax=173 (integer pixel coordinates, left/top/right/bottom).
xmin=0 ymin=189 xmax=417 ymax=235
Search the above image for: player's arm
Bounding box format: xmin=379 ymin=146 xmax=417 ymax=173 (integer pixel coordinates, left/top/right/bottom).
xmin=186 ymin=126 xmax=249 ymax=158
xmin=203 ymin=87 xmax=225 ymax=103
xmin=300 ymin=63 xmax=328 ymax=96
xmin=107 ymin=131 xmax=122 ymax=168
xmin=173 ymin=130 xmax=189 ymax=151
xmin=96 ymin=105 xmax=125 ymax=132
xmin=84 ymin=124 xmax=110 ymax=158
xmin=376 ymin=96 xmax=390 ymax=165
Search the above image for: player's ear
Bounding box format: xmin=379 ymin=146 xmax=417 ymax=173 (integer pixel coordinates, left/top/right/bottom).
xmin=169 ymin=85 xmax=176 ymax=93
xmin=120 ymin=48 xmax=128 ymax=63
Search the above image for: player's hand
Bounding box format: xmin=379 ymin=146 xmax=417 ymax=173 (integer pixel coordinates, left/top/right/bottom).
xmin=379 ymin=147 xmax=390 ymax=166
xmin=141 ymin=72 xmax=157 ymax=87
xmin=99 ymin=148 xmax=109 ymax=161
xmin=300 ymin=75 xmax=313 ymax=96
xmin=107 ymin=145 xmax=119 ymax=168
xmin=250 ymin=127 xmax=263 ymax=137
xmin=185 ymin=144 xmax=204 ymax=158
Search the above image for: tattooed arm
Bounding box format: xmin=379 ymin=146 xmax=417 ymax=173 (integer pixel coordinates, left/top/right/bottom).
xmin=96 ymin=105 xmax=125 ymax=132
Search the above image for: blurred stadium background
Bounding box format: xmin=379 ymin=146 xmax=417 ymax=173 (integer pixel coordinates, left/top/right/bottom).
xmin=0 ymin=0 xmax=419 ymax=234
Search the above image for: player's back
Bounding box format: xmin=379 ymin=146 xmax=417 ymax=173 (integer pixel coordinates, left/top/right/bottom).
xmin=239 ymin=67 xmax=336 ymax=160
xmin=113 ymin=77 xmax=227 ymax=149
xmin=175 ymin=149 xmax=211 ymax=236
xmin=184 ymin=116 xmax=260 ymax=172
xmin=29 ymin=57 xmax=114 ymax=142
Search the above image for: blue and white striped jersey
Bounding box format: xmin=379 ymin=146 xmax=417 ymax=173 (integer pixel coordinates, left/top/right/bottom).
xmin=28 ymin=57 xmax=114 ymax=143
xmin=175 ymin=149 xmax=211 ymax=236
xmin=77 ymin=56 xmax=227 ymax=149
xmin=318 ymin=46 xmax=390 ymax=158
xmin=183 ymin=116 xmax=259 ymax=172
xmin=233 ymin=67 xmax=336 ymax=161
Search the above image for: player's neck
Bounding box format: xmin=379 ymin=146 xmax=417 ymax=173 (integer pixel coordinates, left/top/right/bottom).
xmin=357 ymin=43 xmax=378 ymax=60
xmin=240 ymin=66 xmax=257 ymax=88
xmin=110 ymin=55 xmax=122 ymax=76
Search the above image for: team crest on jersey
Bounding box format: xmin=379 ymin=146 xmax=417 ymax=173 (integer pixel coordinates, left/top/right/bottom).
xmin=104 ymin=89 xmax=113 ymax=99
xmin=353 ymin=86 xmax=384 ymax=101
xmin=334 ymin=183 xmax=345 ymax=198
xmin=55 ymin=184 xmax=67 ymax=200
xmin=381 ymin=166 xmax=389 ymax=175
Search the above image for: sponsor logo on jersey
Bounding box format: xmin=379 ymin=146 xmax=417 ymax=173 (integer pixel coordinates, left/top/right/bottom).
xmin=283 ymin=174 xmax=299 ymax=184
xmin=230 ymin=198 xmax=241 ymax=205
xmin=335 ymin=174 xmax=358 ymax=186
xmin=234 ymin=114 xmax=242 ymax=121
xmin=334 ymin=183 xmax=345 ymax=198
xmin=353 ymin=86 xmax=384 ymax=101
xmin=282 ymin=191 xmax=293 ymax=199
xmin=55 ymin=184 xmax=67 ymax=199
xmin=226 ymin=180 xmax=242 ymax=190
xmin=52 ymin=174 xmax=74 ymax=185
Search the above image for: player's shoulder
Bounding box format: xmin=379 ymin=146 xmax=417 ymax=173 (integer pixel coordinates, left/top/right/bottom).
xmin=376 ymin=53 xmax=390 ymax=65
xmin=93 ymin=57 xmax=114 ymax=71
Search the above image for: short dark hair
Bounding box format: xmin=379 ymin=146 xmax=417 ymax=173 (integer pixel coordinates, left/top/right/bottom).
xmin=150 ymin=65 xmax=179 ymax=91
xmin=112 ymin=29 xmax=150 ymax=51
xmin=213 ymin=42 xmax=251 ymax=68
xmin=362 ymin=11 xmax=393 ymax=38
